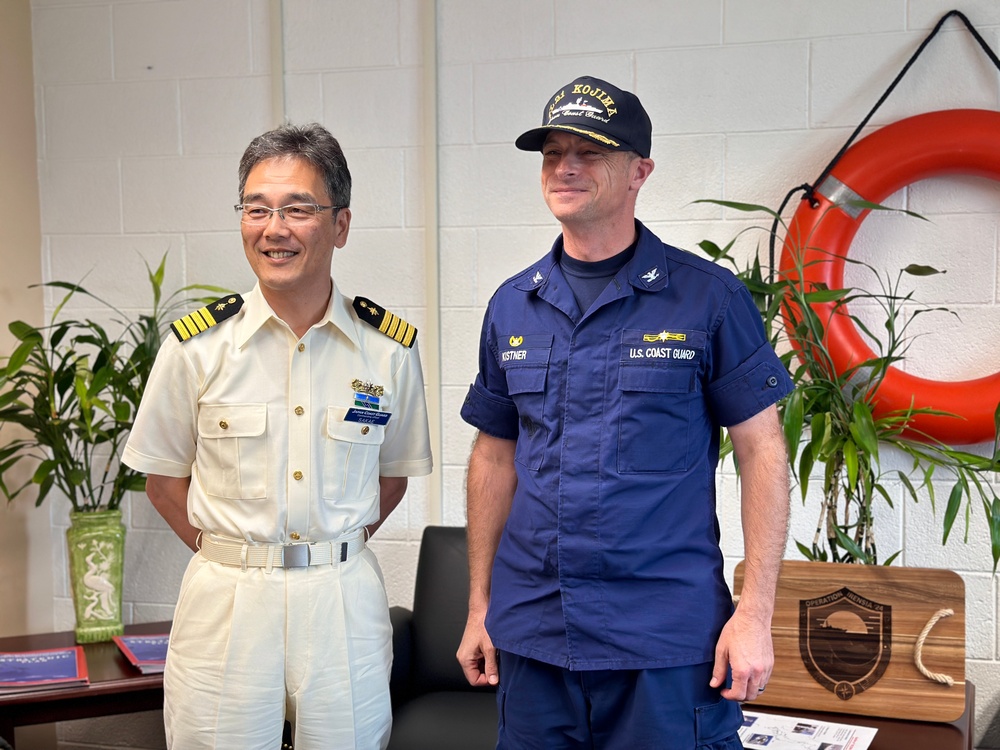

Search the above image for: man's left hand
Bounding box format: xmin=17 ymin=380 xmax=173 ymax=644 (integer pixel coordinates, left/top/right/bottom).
xmin=709 ymin=606 xmax=773 ymax=702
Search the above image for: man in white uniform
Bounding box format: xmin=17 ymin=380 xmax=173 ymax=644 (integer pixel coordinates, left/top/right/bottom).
xmin=123 ymin=123 xmax=433 ymax=749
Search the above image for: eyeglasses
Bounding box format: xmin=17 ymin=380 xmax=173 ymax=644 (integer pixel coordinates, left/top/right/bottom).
xmin=235 ymin=203 xmax=342 ymax=225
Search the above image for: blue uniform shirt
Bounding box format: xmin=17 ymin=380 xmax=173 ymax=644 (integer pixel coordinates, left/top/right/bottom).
xmin=461 ymin=221 xmax=794 ymax=671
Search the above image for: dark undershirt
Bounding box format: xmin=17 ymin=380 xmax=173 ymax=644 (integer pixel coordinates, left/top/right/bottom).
xmin=559 ymin=241 xmax=637 ymax=315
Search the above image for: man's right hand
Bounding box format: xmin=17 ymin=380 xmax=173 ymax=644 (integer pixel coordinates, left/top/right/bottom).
xmin=460 ymin=431 xmax=516 ymax=688
xmin=457 ymin=611 xmax=499 ymax=686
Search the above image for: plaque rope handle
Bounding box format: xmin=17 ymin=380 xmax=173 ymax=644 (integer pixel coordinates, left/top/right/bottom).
xmin=913 ymin=608 xmax=955 ymax=686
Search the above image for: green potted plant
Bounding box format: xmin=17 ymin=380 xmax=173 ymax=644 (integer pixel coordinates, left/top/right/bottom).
xmin=0 ymin=255 xmax=225 ymax=642
xmin=698 ymin=200 xmax=1000 ymax=569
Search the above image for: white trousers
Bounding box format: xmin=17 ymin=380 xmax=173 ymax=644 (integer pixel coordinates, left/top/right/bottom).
xmin=163 ymin=547 xmax=393 ymax=750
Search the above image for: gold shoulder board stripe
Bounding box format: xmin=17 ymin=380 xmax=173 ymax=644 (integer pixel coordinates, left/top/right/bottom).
xmin=352 ymin=296 xmax=417 ymax=348
xmin=170 ymin=294 xmax=245 ymax=342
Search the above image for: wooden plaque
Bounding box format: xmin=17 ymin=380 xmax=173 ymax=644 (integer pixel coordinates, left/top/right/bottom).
xmin=733 ymin=560 xmax=965 ymax=722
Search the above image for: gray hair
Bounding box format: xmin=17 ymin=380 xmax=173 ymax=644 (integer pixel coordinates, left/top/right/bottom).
xmin=238 ymin=123 xmax=351 ymax=208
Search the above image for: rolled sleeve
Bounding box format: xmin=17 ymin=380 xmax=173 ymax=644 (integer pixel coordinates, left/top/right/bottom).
xmin=460 ymin=378 xmax=520 ymax=439
xmin=705 ymin=285 xmax=794 ymax=425
xmin=460 ymin=297 xmax=523 ymax=439
xmin=707 ymin=343 xmax=793 ymax=425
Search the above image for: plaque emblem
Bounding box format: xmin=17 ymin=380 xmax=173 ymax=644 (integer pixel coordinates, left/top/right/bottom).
xmin=799 ymin=586 xmax=891 ymax=700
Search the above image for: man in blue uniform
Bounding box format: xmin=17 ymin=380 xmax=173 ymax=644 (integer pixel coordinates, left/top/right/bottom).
xmin=457 ymin=76 xmax=794 ymax=748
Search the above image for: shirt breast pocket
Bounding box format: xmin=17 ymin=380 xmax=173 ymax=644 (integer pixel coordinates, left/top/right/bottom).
xmin=322 ymin=406 xmax=386 ymax=502
xmin=197 ymin=404 xmax=268 ymax=499
xmin=617 ymin=364 xmax=697 ymax=473
xmin=505 ymin=366 xmax=547 ymax=471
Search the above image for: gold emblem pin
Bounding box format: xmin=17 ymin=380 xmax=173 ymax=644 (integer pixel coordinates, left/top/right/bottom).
xmin=643 ymin=331 xmax=687 ymax=343
xmin=351 ymin=379 xmax=385 ymax=397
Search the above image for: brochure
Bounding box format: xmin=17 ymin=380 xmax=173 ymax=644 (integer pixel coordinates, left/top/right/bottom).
xmin=0 ymin=646 xmax=89 ymax=693
xmin=741 ymin=710 xmax=878 ymax=750
xmin=112 ymin=634 xmax=169 ymax=674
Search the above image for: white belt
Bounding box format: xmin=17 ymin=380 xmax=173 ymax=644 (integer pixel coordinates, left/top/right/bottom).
xmin=199 ymin=530 xmax=366 ymax=570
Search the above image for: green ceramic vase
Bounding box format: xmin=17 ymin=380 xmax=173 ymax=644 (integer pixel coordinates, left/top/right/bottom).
xmin=67 ymin=509 xmax=126 ymax=643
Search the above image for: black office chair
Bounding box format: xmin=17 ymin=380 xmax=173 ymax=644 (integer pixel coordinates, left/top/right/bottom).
xmin=387 ymin=526 xmax=497 ymax=750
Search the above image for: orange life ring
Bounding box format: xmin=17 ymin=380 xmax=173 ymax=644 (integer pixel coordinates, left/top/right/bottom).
xmin=779 ymin=109 xmax=1000 ymax=445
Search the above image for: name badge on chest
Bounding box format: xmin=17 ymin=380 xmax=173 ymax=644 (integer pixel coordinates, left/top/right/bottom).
xmin=344 ymin=408 xmax=392 ymax=426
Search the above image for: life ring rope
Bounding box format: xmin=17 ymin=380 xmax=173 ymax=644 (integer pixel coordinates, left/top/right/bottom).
xmin=764 ymin=10 xmax=1000 ymax=277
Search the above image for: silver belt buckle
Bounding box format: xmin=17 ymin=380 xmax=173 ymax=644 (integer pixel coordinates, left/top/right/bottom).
xmin=282 ymin=544 xmax=310 ymax=568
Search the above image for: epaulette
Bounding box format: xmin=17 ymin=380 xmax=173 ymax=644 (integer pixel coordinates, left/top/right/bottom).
xmin=170 ymin=294 xmax=244 ymax=342
xmin=352 ymin=296 xmax=417 ymax=348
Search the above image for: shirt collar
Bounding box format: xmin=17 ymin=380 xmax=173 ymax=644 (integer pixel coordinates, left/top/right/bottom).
xmin=235 ymin=281 xmax=362 ymax=349
xmin=513 ymin=219 xmax=670 ymax=294
xmin=513 ymin=250 xmax=558 ymax=292
xmin=626 ymin=220 xmax=670 ymax=292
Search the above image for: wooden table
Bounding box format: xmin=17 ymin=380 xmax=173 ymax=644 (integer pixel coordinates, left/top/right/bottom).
xmin=0 ymin=621 xmax=169 ymax=748
xmin=750 ymin=680 xmax=976 ymax=750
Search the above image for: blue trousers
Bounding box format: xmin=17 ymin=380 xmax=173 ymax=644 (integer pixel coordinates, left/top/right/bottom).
xmin=495 ymin=652 xmax=744 ymax=750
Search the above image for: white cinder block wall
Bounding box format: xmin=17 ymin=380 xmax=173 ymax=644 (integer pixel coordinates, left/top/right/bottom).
xmin=23 ymin=0 xmax=1000 ymax=747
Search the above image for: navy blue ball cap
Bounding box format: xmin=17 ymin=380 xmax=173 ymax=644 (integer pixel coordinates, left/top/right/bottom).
xmin=515 ymin=76 xmax=652 ymax=158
